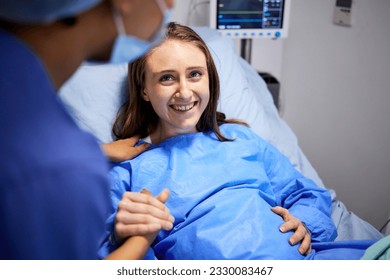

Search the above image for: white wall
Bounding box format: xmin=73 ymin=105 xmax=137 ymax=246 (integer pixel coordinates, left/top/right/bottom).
xmin=281 ymin=0 xmax=390 ymax=230
xmin=172 ymin=0 xmax=390 ymax=230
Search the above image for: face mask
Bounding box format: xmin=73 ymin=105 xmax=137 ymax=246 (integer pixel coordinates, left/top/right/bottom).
xmin=109 ymin=0 xmax=172 ymax=64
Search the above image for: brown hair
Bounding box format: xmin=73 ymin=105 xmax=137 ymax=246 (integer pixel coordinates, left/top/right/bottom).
xmin=112 ymin=22 xmax=247 ymax=141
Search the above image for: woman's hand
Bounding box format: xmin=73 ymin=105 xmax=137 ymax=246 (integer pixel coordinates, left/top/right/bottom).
xmin=102 ymin=136 xmax=150 ymax=162
xmin=105 ymin=189 xmax=174 ymax=260
xmin=114 ymin=189 xmax=175 ymax=244
xmin=271 ymin=206 xmax=312 ymax=255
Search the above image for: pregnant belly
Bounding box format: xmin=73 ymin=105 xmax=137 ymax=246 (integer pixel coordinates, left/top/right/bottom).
xmin=153 ymin=188 xmax=308 ymax=260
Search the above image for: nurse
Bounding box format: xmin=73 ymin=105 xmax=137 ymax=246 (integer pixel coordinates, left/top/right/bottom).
xmin=99 ymin=22 xmax=338 ymax=260
xmin=0 ymin=0 xmax=174 ymax=259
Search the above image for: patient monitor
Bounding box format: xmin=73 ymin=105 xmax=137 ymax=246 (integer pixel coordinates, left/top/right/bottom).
xmin=209 ymin=0 xmax=290 ymax=110
xmin=209 ymin=0 xmax=291 ymax=39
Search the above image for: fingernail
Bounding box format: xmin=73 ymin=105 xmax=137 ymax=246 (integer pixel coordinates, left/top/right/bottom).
xmin=279 ymin=226 xmax=285 ymax=232
xmin=140 ymin=188 xmax=151 ymax=195
xmin=164 ymin=221 xmax=173 ymax=230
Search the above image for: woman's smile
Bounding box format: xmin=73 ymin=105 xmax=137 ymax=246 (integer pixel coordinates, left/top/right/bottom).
xmin=170 ymin=101 xmax=198 ymax=112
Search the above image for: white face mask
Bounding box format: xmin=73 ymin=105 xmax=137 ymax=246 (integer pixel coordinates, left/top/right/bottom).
xmin=109 ymin=0 xmax=172 ymax=64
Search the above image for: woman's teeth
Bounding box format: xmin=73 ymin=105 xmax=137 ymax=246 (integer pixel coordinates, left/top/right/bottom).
xmin=171 ymin=102 xmax=195 ymax=111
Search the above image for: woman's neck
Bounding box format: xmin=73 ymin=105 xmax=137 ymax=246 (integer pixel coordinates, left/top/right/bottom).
xmin=149 ymin=126 xmax=168 ymax=145
xmin=149 ymin=124 xmax=199 ymax=145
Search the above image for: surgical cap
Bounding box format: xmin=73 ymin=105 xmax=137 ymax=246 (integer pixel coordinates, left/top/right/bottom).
xmin=0 ymin=0 xmax=103 ymax=24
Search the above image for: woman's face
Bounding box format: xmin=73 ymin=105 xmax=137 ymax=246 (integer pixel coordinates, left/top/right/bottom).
xmin=143 ymin=39 xmax=210 ymax=142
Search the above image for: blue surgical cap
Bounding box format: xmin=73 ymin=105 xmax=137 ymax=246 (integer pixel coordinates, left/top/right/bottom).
xmin=0 ymin=0 xmax=103 ymax=24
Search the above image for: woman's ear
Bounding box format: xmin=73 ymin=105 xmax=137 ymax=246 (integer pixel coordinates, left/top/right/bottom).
xmin=142 ymin=90 xmax=150 ymax=101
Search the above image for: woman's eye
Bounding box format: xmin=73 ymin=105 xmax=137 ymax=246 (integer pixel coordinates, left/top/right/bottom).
xmin=189 ymin=71 xmax=202 ymax=78
xmin=160 ymin=74 xmax=174 ymax=82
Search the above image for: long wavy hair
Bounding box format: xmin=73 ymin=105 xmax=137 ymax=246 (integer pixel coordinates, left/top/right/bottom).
xmin=112 ymin=22 xmax=247 ymax=141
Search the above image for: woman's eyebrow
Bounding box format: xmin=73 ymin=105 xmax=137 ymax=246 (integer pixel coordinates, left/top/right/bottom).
xmin=151 ymin=66 xmax=207 ymax=76
xmin=187 ymin=66 xmax=207 ymax=71
xmin=157 ymin=69 xmax=176 ymax=74
xmin=152 ymin=69 xmax=175 ymax=74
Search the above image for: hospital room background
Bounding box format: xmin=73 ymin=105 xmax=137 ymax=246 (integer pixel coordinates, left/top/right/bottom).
xmin=59 ymin=0 xmax=390 ymax=239
xmin=170 ymin=0 xmax=390 ymax=233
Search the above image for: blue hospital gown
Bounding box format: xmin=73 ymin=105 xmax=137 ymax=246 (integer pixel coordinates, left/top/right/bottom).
xmin=99 ymin=124 xmax=343 ymax=259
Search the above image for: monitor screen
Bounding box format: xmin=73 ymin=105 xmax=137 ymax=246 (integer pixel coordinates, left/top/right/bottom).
xmin=209 ymin=0 xmax=290 ymax=39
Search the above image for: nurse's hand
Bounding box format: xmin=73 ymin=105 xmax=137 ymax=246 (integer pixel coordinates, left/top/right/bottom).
xmin=114 ymin=189 xmax=174 ymax=244
xmin=271 ymin=206 xmax=312 ymax=255
xmin=101 ymin=135 xmax=150 ymax=162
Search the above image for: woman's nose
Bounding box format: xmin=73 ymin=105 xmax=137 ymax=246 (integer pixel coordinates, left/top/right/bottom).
xmin=176 ymin=79 xmax=192 ymax=100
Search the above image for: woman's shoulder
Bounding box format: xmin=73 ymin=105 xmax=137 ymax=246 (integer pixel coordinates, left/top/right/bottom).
xmin=219 ymin=123 xmax=272 ymax=148
xmin=220 ymin=123 xmax=258 ymax=139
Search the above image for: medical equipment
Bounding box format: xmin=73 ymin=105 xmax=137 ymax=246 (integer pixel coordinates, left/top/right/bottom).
xmin=58 ymin=26 xmax=383 ymax=243
xmin=333 ymin=0 xmax=353 ymax=27
xmin=208 ymin=0 xmax=288 ymax=110
xmin=209 ymin=0 xmax=291 ymax=39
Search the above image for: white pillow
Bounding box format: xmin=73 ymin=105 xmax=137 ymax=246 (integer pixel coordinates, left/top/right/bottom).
xmin=59 ymin=62 xmax=128 ymax=144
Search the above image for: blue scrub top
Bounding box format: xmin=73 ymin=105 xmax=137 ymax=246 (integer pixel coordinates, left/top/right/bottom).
xmin=0 ymin=30 xmax=110 ymax=259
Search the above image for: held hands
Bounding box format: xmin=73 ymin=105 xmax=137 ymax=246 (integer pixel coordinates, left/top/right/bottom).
xmin=271 ymin=206 xmax=312 ymax=255
xmin=101 ymin=135 xmax=150 ymax=162
xmin=104 ymin=189 xmax=174 ymax=260
xmin=114 ymin=189 xmax=175 ymax=244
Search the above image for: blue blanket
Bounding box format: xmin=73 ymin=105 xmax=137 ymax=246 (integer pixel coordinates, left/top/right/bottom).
xmin=99 ymin=124 xmax=374 ymax=259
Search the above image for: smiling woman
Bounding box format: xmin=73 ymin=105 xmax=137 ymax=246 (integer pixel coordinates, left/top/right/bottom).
xmin=95 ymin=22 xmax=359 ymax=260
xmin=112 ymin=22 xmax=247 ymax=145
xmin=142 ymin=40 xmax=210 ymax=142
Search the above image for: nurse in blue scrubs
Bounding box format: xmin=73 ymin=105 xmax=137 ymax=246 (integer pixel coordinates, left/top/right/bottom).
xmin=99 ymin=22 xmax=365 ymax=260
xmin=0 ymin=0 xmax=175 ymax=259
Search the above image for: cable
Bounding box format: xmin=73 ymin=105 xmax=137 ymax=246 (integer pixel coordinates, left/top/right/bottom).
xmin=187 ymin=0 xmax=210 ymax=25
xmin=379 ymin=218 xmax=390 ymax=233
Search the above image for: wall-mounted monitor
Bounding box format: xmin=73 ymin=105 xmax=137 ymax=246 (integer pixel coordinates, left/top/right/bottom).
xmin=209 ymin=0 xmax=291 ymax=39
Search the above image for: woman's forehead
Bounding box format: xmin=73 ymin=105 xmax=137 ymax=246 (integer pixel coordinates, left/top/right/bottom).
xmin=146 ymin=40 xmax=207 ymax=70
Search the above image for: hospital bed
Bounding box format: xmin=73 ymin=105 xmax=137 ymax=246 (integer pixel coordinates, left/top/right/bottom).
xmin=58 ymin=26 xmax=383 ymax=242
